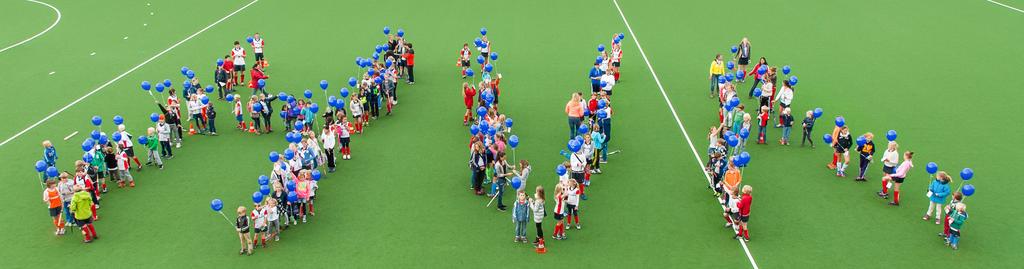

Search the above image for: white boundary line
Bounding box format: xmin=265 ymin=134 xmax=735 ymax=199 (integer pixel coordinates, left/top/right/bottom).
xmin=610 ymin=0 xmax=759 ymax=268
xmin=0 ymin=0 xmax=62 ymax=54
xmin=0 ymin=0 xmax=260 ymax=148
xmin=987 ymin=0 xmax=1024 ymax=13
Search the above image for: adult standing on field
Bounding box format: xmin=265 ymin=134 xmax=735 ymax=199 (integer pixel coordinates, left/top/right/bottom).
xmin=734 ymin=37 xmax=751 ymax=82
xmin=565 ymin=93 xmax=584 ymax=140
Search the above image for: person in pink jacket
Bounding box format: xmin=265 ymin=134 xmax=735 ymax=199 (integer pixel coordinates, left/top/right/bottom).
xmin=565 ymin=93 xmax=584 ymax=140
xmin=295 ymin=171 xmax=312 ymax=223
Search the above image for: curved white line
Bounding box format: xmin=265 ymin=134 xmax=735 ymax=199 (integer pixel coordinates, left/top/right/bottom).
xmin=0 ymin=0 xmax=62 ymax=54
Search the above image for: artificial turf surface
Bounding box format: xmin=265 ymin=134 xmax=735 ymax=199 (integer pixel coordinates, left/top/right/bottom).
xmin=0 ymin=0 xmax=1020 ymax=267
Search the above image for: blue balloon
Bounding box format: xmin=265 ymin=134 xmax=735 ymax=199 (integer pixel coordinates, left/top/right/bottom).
xmin=466 ymin=69 xmax=475 ymax=77
xmin=396 ymin=29 xmax=404 ymax=37
xmin=284 ymin=149 xmax=295 ymax=160
xmin=201 ymin=95 xmax=209 ymax=105
xmin=724 ymin=131 xmax=736 ymax=138
xmin=474 ymin=37 xmax=483 ymax=47
xmin=729 ymin=97 xmax=740 ymax=108
xmin=260 ymin=185 xmax=271 ymax=196
xmin=480 ymin=27 xmax=488 ymax=36
xmin=226 ymin=94 xmax=235 ymax=102
xmin=253 ymin=102 xmax=263 ymax=113
xmin=278 ymin=92 xmax=288 ymax=101
xmin=310 ymin=103 xmax=319 ymax=113
xmin=91 ymin=116 xmax=102 ymax=126
xmin=328 ymin=96 xmax=337 ymax=107
xmin=727 ymin=135 xmax=739 ymax=147
xmin=372 ymin=52 xmax=380 ymax=60
xmin=258 ymin=175 xmax=269 ymax=186
xmin=556 ymin=164 xmax=567 ymax=176
xmin=186 ymin=70 xmax=195 ymax=79
xmin=138 ymin=136 xmax=148 ymax=145
xmin=386 ymin=59 xmax=393 ymax=68
xmin=269 ymin=151 xmax=280 ymax=163
xmin=619 ymin=33 xmax=625 ymax=40
xmin=789 ymin=76 xmax=798 ymax=86
xmin=718 ymin=76 xmax=726 ymax=84
xmin=181 ymin=67 xmax=189 ymax=75
xmin=597 ymin=44 xmax=605 ymax=52
xmin=383 ymin=26 xmax=391 ymax=35
xmin=311 ymin=170 xmax=322 ymax=181
xmin=726 ymin=61 xmax=735 ymax=70
xmin=98 ymin=134 xmax=108 ymax=145
xmin=477 ymin=55 xmax=485 ymax=65
xmin=355 ymin=57 xmax=364 ymax=66
xmin=600 ymin=81 xmax=608 ymax=88
xmin=509 ymin=135 xmax=519 ymax=148
xmin=470 ymin=124 xmax=480 ymax=135
xmin=961 ymin=184 xmax=975 ymax=196
xmin=479 ymin=123 xmax=489 ymax=136
xmin=286 ymin=180 xmax=296 ymax=191
xmin=258 ymin=79 xmax=266 ymax=88
xmin=782 ymin=65 xmax=792 ymax=75
xmin=739 ymin=127 xmax=750 ymax=139
xmin=81 ymin=138 xmax=94 ymax=152
xmin=340 ymin=88 xmax=349 ymax=98
xmin=82 ymin=152 xmax=93 ymax=163
xmin=736 ymin=70 xmax=745 ymax=79
xmin=205 ymin=85 xmax=214 ymax=93
xmin=813 ymin=108 xmax=823 ymax=118
xmin=578 ymin=124 xmax=589 ymax=135
xmin=960 ymin=168 xmax=974 ymax=180
xmin=823 ymin=134 xmax=833 ymax=144
xmin=141 ymin=81 xmax=151 ymax=91
xmin=725 ymin=73 xmax=735 ymax=82
xmin=597 ymin=109 xmax=608 ymax=119
xmin=510 ymin=176 xmax=522 ymax=189
xmin=738 ymin=152 xmax=751 ymax=166
xmin=926 ymin=162 xmax=938 ymax=174
xmin=155 ymin=83 xmax=165 ymax=93
xmin=252 ymin=191 xmax=264 ymax=203
xmin=886 ymin=130 xmax=897 ymax=141
xmin=112 ymin=132 xmax=122 ymax=142
xmin=730 ymin=46 xmax=738 ymax=53
xmin=568 ymin=139 xmax=581 ymax=152
xmin=614 ymin=37 xmax=621 ymax=44
xmin=279 ymin=111 xmax=287 ymax=119
xmin=246 ymin=36 xmax=254 ymax=44
xmin=284 ymin=132 xmax=295 ymax=143
xmin=505 ymin=118 xmax=513 ymax=128
xmin=856 ymin=136 xmax=866 ymax=147
xmin=113 ymin=115 xmax=124 ymax=125
xmin=367 ymin=68 xmax=375 ymax=76
xmin=596 ymin=56 xmax=604 ymax=65
xmin=90 ymin=130 xmax=101 ymax=140
xmin=348 ymin=77 xmax=357 ymax=87
xmin=217 ymin=58 xmax=224 ymax=66
xmin=287 ymin=191 xmax=298 ymax=202
xmin=757 ymin=65 xmax=767 ymax=75
xmin=163 ymin=79 xmax=172 ymax=88
xmin=487 ymin=127 xmax=497 ymax=136
xmin=304 ymin=89 xmax=313 ymax=99
xmin=183 ymin=80 xmax=191 ymax=89
xmin=294 ymin=121 xmax=305 ymax=131
xmin=834 ymin=116 xmax=845 ymax=127
xmin=490 ymin=52 xmax=498 ymax=61
xmin=210 ymin=199 xmax=224 ymax=211
xmin=374 ymin=45 xmax=383 ymax=54
xmin=753 ymin=88 xmax=762 ymax=97
xmin=46 ymin=166 xmax=58 ymax=178
xmin=374 ymin=76 xmax=383 ymax=85
xmin=484 ymin=63 xmax=493 ymax=73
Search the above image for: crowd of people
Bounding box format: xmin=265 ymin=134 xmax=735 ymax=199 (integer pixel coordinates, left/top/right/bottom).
xmin=36 ymin=28 xmax=418 ymax=251
xmin=706 ymin=37 xmax=973 ymax=249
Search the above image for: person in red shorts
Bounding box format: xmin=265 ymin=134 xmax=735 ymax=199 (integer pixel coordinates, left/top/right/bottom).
xmin=462 ymin=82 xmax=476 ymax=125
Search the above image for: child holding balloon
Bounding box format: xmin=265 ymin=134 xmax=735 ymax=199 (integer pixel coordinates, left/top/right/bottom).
xmin=42 ymin=140 xmax=57 ymax=170
xmin=941 ymin=192 xmax=963 ymax=238
xmin=251 ymin=201 xmax=268 ymax=249
xmin=144 ymin=128 xmax=163 ymax=169
xmin=801 ymin=110 xmax=815 ymax=148
xmin=756 ymin=106 xmax=769 ymax=144
xmin=236 ymin=206 xmax=252 ymax=255
xmin=834 ymin=127 xmax=852 ymax=177
xmin=924 ymin=171 xmax=951 ymax=224
xmin=779 ymin=108 xmax=793 ymax=145
xmin=946 ymin=203 xmax=967 ymax=250
xmin=855 ymin=133 xmax=875 ymax=181
xmin=879 ymin=151 xmax=914 ymax=205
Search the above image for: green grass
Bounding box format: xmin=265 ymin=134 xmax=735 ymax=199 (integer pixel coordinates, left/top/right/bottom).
xmin=1 ymin=0 xmax=1021 ymax=267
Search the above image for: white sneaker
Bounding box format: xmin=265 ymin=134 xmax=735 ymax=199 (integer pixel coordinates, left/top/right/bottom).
xmin=176 ymin=143 xmax=181 ymax=148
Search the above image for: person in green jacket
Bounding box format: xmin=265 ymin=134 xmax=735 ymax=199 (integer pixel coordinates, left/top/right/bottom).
xmin=69 ymin=186 xmax=99 ymax=243
xmin=946 ymin=203 xmax=967 ymax=250
xmin=144 ymin=127 xmax=163 ymax=169
xmin=89 ymin=146 xmax=107 ymax=193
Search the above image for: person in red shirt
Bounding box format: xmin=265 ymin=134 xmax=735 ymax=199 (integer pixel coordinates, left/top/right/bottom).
xmin=587 ymin=92 xmax=599 ymax=120
xmin=248 ymin=64 xmax=268 ymax=96
xmin=222 ymin=55 xmax=235 ymax=91
xmin=735 ymin=185 xmax=753 ymax=241
xmin=403 ymin=43 xmax=415 ymax=84
xmin=462 ymin=82 xmax=476 ymax=125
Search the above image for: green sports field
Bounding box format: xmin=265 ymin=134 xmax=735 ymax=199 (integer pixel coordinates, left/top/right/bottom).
xmin=1 ymin=0 xmax=1021 ymax=267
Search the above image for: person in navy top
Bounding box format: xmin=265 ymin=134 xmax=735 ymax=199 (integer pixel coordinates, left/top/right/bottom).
xmin=589 ymin=62 xmax=603 ymax=93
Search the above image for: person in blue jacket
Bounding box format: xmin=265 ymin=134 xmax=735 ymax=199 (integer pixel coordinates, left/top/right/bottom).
xmin=923 ymin=171 xmax=951 ymax=224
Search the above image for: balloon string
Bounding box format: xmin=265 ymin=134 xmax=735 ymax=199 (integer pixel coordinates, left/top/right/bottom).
xmin=217 ymin=211 xmax=235 ymax=228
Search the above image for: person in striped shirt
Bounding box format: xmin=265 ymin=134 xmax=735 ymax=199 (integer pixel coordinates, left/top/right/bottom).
xmin=551 ymin=182 xmax=567 ymax=240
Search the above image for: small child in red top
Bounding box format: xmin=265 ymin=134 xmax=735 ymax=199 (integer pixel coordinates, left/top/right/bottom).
xmin=734 ymin=185 xmax=753 ymax=241
xmin=462 ymin=82 xmax=476 ymax=125
xmin=756 ymin=106 xmax=769 ymax=144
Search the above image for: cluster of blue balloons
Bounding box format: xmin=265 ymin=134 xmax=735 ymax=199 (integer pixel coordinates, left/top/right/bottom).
xmin=732 ymin=151 xmax=752 ymax=167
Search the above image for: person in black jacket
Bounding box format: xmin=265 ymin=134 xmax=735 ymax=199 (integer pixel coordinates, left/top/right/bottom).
xmin=206 ymin=103 xmax=218 ymax=135
xmin=259 ymin=94 xmax=277 ymax=133
xmin=856 ymin=133 xmax=875 ymax=181
xmin=156 ymin=100 xmax=183 ymax=148
xmin=801 ymin=110 xmax=815 ymax=148
xmin=469 ymin=141 xmax=487 ymax=195
xmin=834 ymin=126 xmax=852 ymax=177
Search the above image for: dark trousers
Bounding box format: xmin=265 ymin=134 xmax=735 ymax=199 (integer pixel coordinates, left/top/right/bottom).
xmin=495 ymin=178 xmax=507 ymax=208
xmin=535 ymin=222 xmax=544 ymax=239
xmin=159 ymin=141 xmax=172 ymax=157
xmin=207 ymin=118 xmax=217 ymax=133
xmin=406 ymin=65 xmax=415 ymax=83
xmin=325 ymin=148 xmax=336 ymax=169
xmin=472 ymin=169 xmax=484 ymax=192
xmin=859 ymin=154 xmax=870 ymax=178
xmin=801 ymin=128 xmax=814 ymax=146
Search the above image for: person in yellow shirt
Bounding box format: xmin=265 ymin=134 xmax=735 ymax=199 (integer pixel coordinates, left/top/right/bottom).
xmin=69 ymin=185 xmax=98 ymax=243
xmin=709 ymin=54 xmax=725 ymax=98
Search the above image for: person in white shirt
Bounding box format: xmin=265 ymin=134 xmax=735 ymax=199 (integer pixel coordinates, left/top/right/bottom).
xmin=600 ymin=73 xmax=616 ymax=94
xmin=265 ymin=199 xmax=280 ymax=242
xmin=320 ymin=125 xmax=337 ymax=172
xmin=251 ymin=33 xmax=266 ymax=68
xmin=478 ymin=36 xmax=491 ymax=66
xmin=775 ymin=81 xmax=794 ymax=127
xmin=251 ymin=204 xmax=268 ymax=247
xmin=231 ymin=41 xmax=247 ymax=84
xmin=156 ymin=118 xmax=172 ymax=158
xmin=565 ymin=180 xmax=581 ymax=229
xmin=881 ymin=142 xmax=900 ymax=177
xmin=117 ymin=125 xmax=142 ymax=169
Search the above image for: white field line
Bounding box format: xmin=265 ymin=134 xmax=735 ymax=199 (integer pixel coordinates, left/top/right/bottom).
xmin=988 ymin=0 xmax=1024 ymax=13
xmin=610 ymin=0 xmax=759 ymax=268
xmin=0 ymin=0 xmax=62 ymax=54
xmin=0 ymin=0 xmax=260 ymax=148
